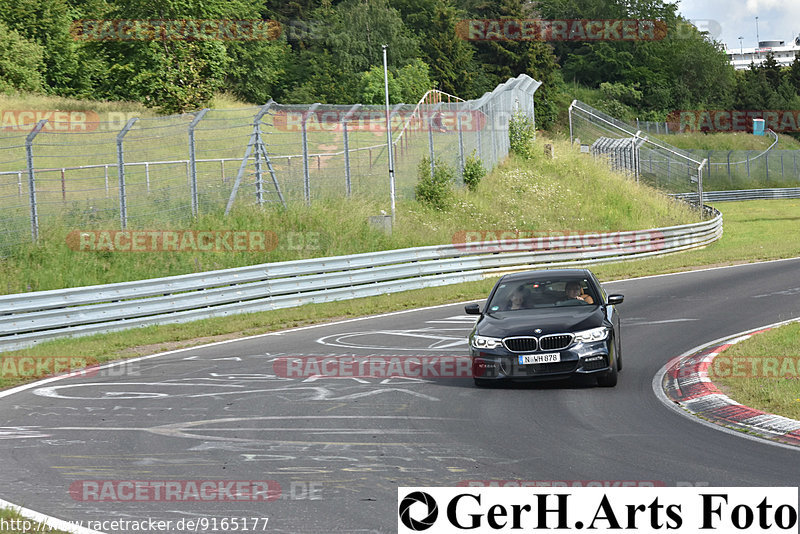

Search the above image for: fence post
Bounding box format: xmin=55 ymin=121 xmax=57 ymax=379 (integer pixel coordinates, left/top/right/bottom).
xmin=341 ymin=103 xmax=361 ymax=197
xmin=61 ymin=168 xmax=66 ymax=202
xmin=428 ymin=103 xmax=443 ymax=177
xmin=568 ymin=101 xmax=574 ymax=145
xmin=25 ymin=119 xmax=47 ymax=242
xmin=698 ymin=159 xmax=706 ymax=213
xmin=188 ymin=108 xmax=209 ymax=217
xmin=301 ymin=103 xmax=320 ymax=206
xmin=116 ymin=118 xmax=138 ymax=230
xmin=224 ymin=102 xmax=273 ymax=216
xmin=746 ymin=151 xmax=750 ymax=179
xmin=727 ymin=150 xmax=732 ymax=184
xmin=765 ymin=152 xmax=769 ymax=184
xmin=17 ymin=171 xmax=22 ymax=198
xmin=457 ymin=113 xmax=465 ymax=183
xmin=145 ymin=162 xmax=151 ymax=193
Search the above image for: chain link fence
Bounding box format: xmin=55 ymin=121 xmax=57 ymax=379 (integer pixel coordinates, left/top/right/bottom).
xmin=569 ymin=100 xmax=707 ymax=204
xmin=0 ymin=74 xmax=540 ymax=254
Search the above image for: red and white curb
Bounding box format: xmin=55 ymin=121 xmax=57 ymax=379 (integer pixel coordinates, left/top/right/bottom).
xmin=661 ymin=326 xmax=800 ymax=447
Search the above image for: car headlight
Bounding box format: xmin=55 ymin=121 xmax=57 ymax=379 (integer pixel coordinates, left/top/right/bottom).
xmin=574 ymin=327 xmax=610 ymax=343
xmin=471 ymin=335 xmax=503 ymax=349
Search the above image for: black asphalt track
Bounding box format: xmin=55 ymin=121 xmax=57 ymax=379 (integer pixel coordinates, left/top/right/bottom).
xmin=1 ymin=259 xmax=799 ymax=533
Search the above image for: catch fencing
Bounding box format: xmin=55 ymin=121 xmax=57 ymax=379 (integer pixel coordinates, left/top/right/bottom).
xmin=569 ymin=101 xmax=708 ymax=202
xmin=0 ymin=75 xmax=542 ymax=254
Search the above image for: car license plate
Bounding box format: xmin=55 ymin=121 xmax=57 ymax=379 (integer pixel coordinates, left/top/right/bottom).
xmin=519 ymin=353 xmax=561 ymax=365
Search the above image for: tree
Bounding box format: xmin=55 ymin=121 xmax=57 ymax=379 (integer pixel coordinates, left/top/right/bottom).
xmin=392 ymin=0 xmax=478 ymax=97
xmin=789 ymin=52 xmax=800 ymax=96
xmin=284 ymin=0 xmax=421 ymax=103
xmin=0 ymin=21 xmax=44 ymax=93
xmin=0 ymin=0 xmax=84 ymax=94
xmin=88 ymin=0 xmax=263 ymax=112
xmin=760 ymin=52 xmax=783 ymax=91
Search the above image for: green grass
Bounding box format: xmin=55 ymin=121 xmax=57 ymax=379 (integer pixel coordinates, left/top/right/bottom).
xmin=0 ymin=137 xmax=698 ymax=293
xmin=707 ymin=322 xmax=800 ymax=420
xmin=1 ymin=199 xmax=798 ymax=394
xmin=654 ymin=131 xmax=800 ymax=151
xmin=0 ymin=507 xmax=72 ymax=534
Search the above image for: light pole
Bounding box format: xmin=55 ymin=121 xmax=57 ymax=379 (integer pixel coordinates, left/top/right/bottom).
xmin=382 ymin=44 xmax=396 ymax=223
xmin=738 ymin=36 xmax=744 ymax=65
xmin=755 ymin=16 xmax=759 ymax=60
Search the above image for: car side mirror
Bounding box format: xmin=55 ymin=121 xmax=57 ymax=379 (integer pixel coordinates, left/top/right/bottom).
xmin=607 ymin=294 xmax=624 ymax=305
xmin=465 ymin=303 xmax=482 ymax=315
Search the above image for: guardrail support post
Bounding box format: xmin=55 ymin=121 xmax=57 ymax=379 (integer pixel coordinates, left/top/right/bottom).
xmin=25 ymin=119 xmax=47 ymax=242
xmin=117 ymin=117 xmax=138 ymax=230
xmin=188 ymin=108 xmax=209 ymax=217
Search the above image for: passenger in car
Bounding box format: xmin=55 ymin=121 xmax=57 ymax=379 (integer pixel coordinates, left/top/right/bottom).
xmin=506 ymin=285 xmax=530 ymax=310
xmin=565 ymin=281 xmax=594 ymax=304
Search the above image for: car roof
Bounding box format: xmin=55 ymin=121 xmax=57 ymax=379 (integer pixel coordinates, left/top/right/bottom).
xmin=498 ymin=269 xmax=593 ymax=283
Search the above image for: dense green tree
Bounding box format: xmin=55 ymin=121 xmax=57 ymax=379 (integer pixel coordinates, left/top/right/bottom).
xmin=0 ymin=0 xmax=85 ymax=94
xmin=391 ymin=0 xmax=478 ymax=97
xmin=760 ymin=53 xmax=783 ymax=91
xmin=0 ymin=21 xmax=45 ymax=93
xmin=789 ymin=53 xmax=800 ymax=95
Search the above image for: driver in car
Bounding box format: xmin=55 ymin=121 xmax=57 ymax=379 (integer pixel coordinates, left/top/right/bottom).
xmin=565 ymin=281 xmax=594 ymax=304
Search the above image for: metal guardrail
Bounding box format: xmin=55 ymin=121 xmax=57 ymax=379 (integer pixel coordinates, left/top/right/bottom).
xmin=0 ymin=209 xmax=722 ymax=352
xmin=673 ymin=188 xmax=800 ymax=202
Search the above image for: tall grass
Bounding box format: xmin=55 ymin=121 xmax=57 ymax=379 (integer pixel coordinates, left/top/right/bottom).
xmin=0 ymin=137 xmax=698 ymax=294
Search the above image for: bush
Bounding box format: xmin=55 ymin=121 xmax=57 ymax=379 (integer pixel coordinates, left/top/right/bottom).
xmin=463 ymin=150 xmax=486 ymax=191
xmin=415 ymin=156 xmax=454 ymax=210
xmin=509 ymin=111 xmax=535 ymax=159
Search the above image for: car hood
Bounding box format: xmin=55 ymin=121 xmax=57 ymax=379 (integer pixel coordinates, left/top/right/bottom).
xmin=476 ymin=307 xmax=605 ymax=338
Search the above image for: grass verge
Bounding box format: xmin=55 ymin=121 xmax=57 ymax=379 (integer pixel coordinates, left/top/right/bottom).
xmin=707 ymin=322 xmax=800 ymax=421
xmin=0 ymin=137 xmax=697 ymax=293
xmin=1 ymin=199 xmax=799 ymax=398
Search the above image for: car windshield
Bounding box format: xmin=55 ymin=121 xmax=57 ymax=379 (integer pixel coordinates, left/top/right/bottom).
xmin=486 ymin=278 xmax=598 ymax=312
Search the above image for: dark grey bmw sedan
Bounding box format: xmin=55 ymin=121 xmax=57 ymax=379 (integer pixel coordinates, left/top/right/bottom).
xmin=465 ymin=269 xmax=624 ymax=387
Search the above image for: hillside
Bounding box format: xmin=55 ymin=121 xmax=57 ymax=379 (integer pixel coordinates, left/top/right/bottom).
xmin=0 ymin=137 xmax=697 ymax=294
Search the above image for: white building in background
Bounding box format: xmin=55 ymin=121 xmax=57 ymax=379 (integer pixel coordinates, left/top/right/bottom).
xmin=725 ymin=37 xmax=800 ymax=70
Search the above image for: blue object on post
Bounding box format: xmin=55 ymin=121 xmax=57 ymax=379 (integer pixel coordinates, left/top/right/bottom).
xmin=752 ymin=118 xmax=765 ymax=136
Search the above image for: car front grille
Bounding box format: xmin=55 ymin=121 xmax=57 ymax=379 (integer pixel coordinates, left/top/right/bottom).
xmin=532 ymin=361 xmax=578 ymax=374
xmin=539 ymin=334 xmax=574 ymax=351
xmin=504 ymin=337 xmax=538 ymax=352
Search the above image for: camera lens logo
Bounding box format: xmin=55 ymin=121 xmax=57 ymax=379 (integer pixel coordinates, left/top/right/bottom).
xmin=399 ymin=491 xmax=439 ymax=531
